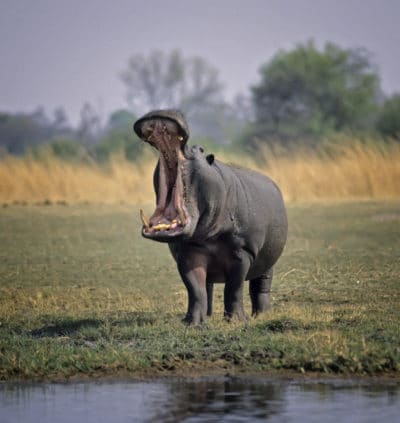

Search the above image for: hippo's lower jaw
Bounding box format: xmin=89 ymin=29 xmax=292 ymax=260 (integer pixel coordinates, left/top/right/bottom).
xmin=142 ymin=224 xmax=185 ymax=240
xmin=140 ymin=207 xmax=189 ymax=241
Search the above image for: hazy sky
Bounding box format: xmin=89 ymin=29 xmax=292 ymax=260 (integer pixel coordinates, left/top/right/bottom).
xmin=1 ymin=0 xmax=399 ymax=124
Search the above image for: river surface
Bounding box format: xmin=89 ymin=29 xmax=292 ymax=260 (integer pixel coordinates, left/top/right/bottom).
xmin=0 ymin=377 xmax=399 ymax=422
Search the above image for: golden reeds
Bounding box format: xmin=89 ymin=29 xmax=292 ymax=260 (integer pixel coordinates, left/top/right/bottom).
xmin=1 ymin=140 xmax=399 ymax=204
xmin=255 ymin=140 xmax=400 ymax=201
xmin=0 ymin=153 xmax=154 ymax=204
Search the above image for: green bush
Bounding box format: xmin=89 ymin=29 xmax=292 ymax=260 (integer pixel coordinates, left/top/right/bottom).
xmin=50 ymin=139 xmax=88 ymax=160
xmin=29 ymin=139 xmax=90 ymax=162
xmin=94 ymin=131 xmax=144 ymax=162
xmin=376 ymin=94 xmax=400 ymax=140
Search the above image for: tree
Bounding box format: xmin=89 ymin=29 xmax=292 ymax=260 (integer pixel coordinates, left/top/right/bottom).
xmin=376 ymin=94 xmax=400 ymax=140
xmin=0 ymin=106 xmax=80 ymax=156
xmin=106 ymin=109 xmax=136 ymax=132
xmin=250 ymin=41 xmax=381 ymax=144
xmin=94 ymin=109 xmax=144 ymax=161
xmin=52 ymin=107 xmax=69 ymax=132
xmin=77 ymin=102 xmax=102 ymax=145
xmin=121 ymin=50 xmax=223 ymax=117
xmin=0 ymin=108 xmax=50 ymax=154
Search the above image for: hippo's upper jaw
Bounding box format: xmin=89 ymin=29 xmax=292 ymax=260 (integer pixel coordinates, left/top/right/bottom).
xmin=134 ymin=110 xmax=191 ymax=242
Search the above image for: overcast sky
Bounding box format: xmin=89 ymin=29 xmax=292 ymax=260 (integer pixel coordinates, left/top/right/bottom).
xmin=1 ymin=0 xmax=399 ymax=125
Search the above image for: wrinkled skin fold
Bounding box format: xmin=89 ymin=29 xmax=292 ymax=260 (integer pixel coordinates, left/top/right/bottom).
xmin=134 ymin=110 xmax=288 ymax=325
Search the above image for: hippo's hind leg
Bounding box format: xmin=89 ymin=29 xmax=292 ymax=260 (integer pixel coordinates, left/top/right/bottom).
xmin=249 ymin=267 xmax=273 ymax=316
xmin=206 ymin=282 xmax=213 ymax=316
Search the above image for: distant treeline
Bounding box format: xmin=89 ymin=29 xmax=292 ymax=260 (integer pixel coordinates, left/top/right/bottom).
xmin=0 ymin=106 xmax=145 ymax=162
xmin=1 ymin=41 xmax=399 ymax=162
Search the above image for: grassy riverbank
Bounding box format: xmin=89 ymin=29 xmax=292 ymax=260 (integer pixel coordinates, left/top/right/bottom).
xmin=0 ymin=202 xmax=399 ymax=380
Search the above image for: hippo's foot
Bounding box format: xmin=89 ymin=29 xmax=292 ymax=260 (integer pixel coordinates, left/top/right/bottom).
xmin=250 ymin=269 xmax=273 ymax=317
xmin=182 ymin=310 xmax=206 ymax=326
xmin=251 ymin=293 xmax=271 ymax=317
xmin=182 ymin=317 xmax=204 ymax=326
xmin=223 ymin=305 xmax=249 ymax=322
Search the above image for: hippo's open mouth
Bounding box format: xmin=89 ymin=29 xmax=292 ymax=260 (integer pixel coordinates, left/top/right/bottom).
xmin=135 ymin=116 xmax=188 ymax=239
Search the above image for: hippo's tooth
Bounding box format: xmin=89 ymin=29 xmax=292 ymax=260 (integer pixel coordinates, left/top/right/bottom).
xmin=178 ymin=136 xmax=184 ymax=142
xmin=139 ymin=209 xmax=150 ymax=228
xmin=153 ymin=223 xmax=171 ymax=231
xmin=178 ymin=208 xmax=186 ymax=226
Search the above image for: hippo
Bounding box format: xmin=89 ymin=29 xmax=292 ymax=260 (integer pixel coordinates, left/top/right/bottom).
xmin=134 ymin=110 xmax=288 ymax=325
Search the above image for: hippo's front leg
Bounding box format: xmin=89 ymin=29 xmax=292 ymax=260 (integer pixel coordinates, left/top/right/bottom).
xmin=177 ymin=252 xmax=208 ymax=325
xmin=224 ymin=254 xmax=251 ymax=321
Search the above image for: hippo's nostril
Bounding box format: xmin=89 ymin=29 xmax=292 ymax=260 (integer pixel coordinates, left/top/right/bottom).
xmin=191 ymin=145 xmax=204 ymax=154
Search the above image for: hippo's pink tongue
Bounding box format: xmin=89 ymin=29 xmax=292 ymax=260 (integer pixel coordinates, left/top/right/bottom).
xmin=137 ymin=117 xmax=187 ymax=234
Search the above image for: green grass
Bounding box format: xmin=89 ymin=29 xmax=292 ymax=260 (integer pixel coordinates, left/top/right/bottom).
xmin=0 ymin=202 xmax=399 ymax=380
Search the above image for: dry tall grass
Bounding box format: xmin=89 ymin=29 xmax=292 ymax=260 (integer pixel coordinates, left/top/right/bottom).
xmin=1 ymin=140 xmax=399 ymax=204
xmin=255 ymin=140 xmax=400 ymax=201
xmin=0 ymin=153 xmax=154 ymax=204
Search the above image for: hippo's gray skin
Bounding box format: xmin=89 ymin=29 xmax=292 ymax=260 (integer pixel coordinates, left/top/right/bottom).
xmin=134 ymin=110 xmax=288 ymax=325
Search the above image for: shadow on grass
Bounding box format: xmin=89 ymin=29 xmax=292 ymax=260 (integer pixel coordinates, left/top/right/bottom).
xmin=31 ymin=318 xmax=101 ymax=338
xmin=255 ymin=317 xmax=312 ymax=333
xmin=107 ymin=311 xmax=160 ymax=327
xmin=30 ymin=312 xmax=161 ymax=338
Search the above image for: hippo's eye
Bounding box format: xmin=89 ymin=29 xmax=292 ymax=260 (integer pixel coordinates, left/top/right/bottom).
xmin=199 ymin=147 xmax=204 ymax=153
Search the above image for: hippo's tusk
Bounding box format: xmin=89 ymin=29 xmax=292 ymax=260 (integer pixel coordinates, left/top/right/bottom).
xmin=178 ymin=208 xmax=186 ymax=226
xmin=178 ymin=136 xmax=184 ymax=142
xmin=139 ymin=209 xmax=150 ymax=228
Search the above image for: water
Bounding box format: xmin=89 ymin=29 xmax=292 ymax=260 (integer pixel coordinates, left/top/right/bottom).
xmin=0 ymin=377 xmax=399 ymax=423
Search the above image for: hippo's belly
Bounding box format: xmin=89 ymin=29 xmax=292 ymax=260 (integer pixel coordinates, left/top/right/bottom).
xmin=203 ymin=226 xmax=286 ymax=283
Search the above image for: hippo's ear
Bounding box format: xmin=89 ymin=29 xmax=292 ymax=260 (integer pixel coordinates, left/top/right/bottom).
xmin=206 ymin=154 xmax=215 ymax=165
